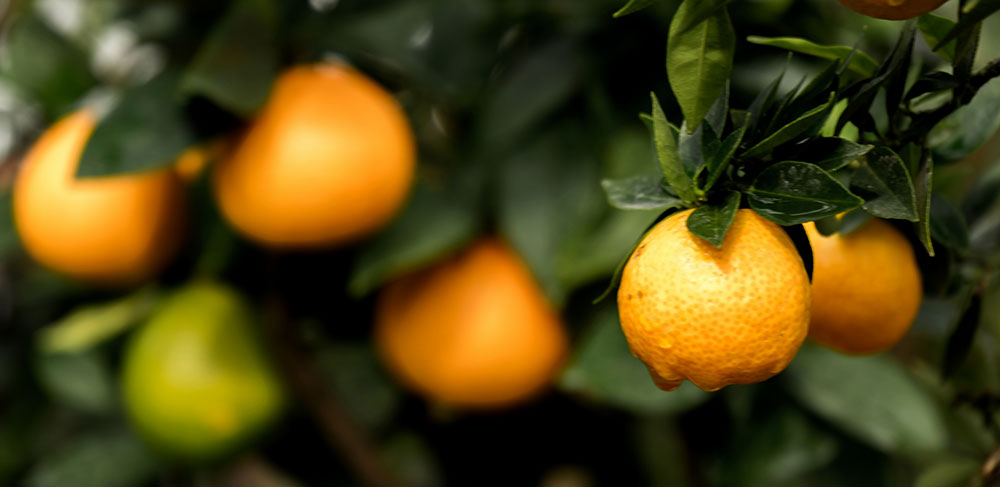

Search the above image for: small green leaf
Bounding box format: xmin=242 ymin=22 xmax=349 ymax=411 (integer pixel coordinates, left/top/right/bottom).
xmin=785 ymin=344 xmax=948 ymax=455
xmin=651 ymin=93 xmax=696 ymax=203
xmin=778 ymin=137 xmax=872 ymax=172
xmin=942 ymin=292 xmax=981 ymax=379
xmin=77 ymin=72 xmax=198 ymax=178
xmin=742 ymin=93 xmax=835 ymax=159
xmin=917 ymin=14 xmax=958 ymax=61
xmin=746 ymin=162 xmax=863 ymax=225
xmin=667 ymin=0 xmax=735 ymax=132
xmin=686 ymin=191 xmax=740 ymax=247
xmin=679 ymin=120 xmax=719 ymax=180
xmin=703 ymin=114 xmax=748 ymax=192
xmin=745 ymin=60 xmax=788 ymax=141
xmin=912 ymin=148 xmax=935 ymax=256
xmin=181 ymin=0 xmax=278 ymax=117
xmin=613 ymin=0 xmax=656 ymax=17
xmin=930 ymin=194 xmax=970 ymax=251
xmin=746 ymin=36 xmax=878 ymax=77
xmin=34 ymin=350 xmax=115 ymax=413
xmin=602 ymin=175 xmax=683 ymax=210
xmin=38 ymin=287 xmax=161 ymax=354
xmin=672 ymin=0 xmax=736 ymax=35
xmin=850 ymin=147 xmax=918 ymax=221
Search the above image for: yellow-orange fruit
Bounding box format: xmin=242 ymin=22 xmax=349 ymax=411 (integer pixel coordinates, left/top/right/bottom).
xmin=212 ymin=63 xmax=416 ymax=248
xmin=375 ymin=239 xmax=568 ymax=408
xmin=13 ymin=110 xmax=184 ymax=285
xmin=835 ymin=0 xmax=949 ymax=20
xmin=805 ymin=219 xmax=922 ymax=355
xmin=618 ymin=209 xmax=810 ymax=392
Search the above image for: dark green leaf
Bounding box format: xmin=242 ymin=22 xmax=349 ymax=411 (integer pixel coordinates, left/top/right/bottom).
xmin=917 ymin=14 xmax=957 ymax=62
xmin=933 ymin=0 xmax=1000 ymax=49
xmin=930 ymin=194 xmax=969 ymax=251
xmin=905 ymin=72 xmax=960 ymax=101
xmin=349 ymin=181 xmax=479 ymax=296
xmin=839 ymin=207 xmax=872 ymax=235
xmin=742 ymin=93 xmax=835 ymax=159
xmin=34 ymin=351 xmax=114 ymax=414
xmin=602 ymin=174 xmax=684 ymax=210
xmin=380 ymin=432 xmax=443 ymax=487
xmin=746 ymin=36 xmax=878 ymax=77
xmin=679 ymin=120 xmax=721 ymax=180
xmin=745 ymin=60 xmax=788 ymax=141
xmin=785 ymin=344 xmax=948 ymax=455
xmin=884 ymin=22 xmax=916 ymax=118
xmin=613 ymin=0 xmax=656 ymax=17
xmin=77 ymin=72 xmax=197 ymax=178
xmin=837 ymin=25 xmax=917 ymax=135
xmin=912 ymin=148 xmax=935 ymax=255
xmin=783 ymin=223 xmax=813 ymax=281
xmin=651 ymin=93 xmax=696 ymax=202
xmin=24 ymin=426 xmax=156 ymax=487
xmin=942 ymin=293 xmax=981 ymax=378
xmin=0 ymin=191 xmax=19 ymax=258
xmin=850 ymin=147 xmax=918 ymax=221
xmin=703 ymin=114 xmax=747 ymax=192
xmin=705 ymin=82 xmax=730 ymax=136
xmin=667 ymin=0 xmax=735 ymax=131
xmin=181 ymin=0 xmax=278 ymax=117
xmin=594 ymin=212 xmax=671 ymax=303
xmin=686 ymin=191 xmax=740 ymax=247
xmin=746 ymin=162 xmax=863 ymax=225
xmin=315 ymin=343 xmax=400 ymax=431
xmin=914 ymin=458 xmax=980 ymax=487
xmin=929 ymin=79 xmax=1000 ymax=162
xmin=778 ymin=137 xmax=872 ymax=172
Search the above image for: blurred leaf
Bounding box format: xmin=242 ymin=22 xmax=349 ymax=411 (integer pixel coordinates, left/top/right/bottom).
xmin=746 ymin=36 xmax=878 ymax=77
xmin=686 ymin=191 xmax=740 ymax=247
xmin=918 ymin=14 xmax=957 ymax=62
xmin=667 ymin=0 xmax=735 ymax=131
xmin=933 ymin=0 xmax=1000 ymax=48
xmin=741 ymin=93 xmax=834 ymax=159
xmin=559 ymin=305 xmax=709 ymax=415
xmin=651 ymin=93 xmax=695 ymax=202
xmin=746 ymin=162 xmax=862 ymax=225
xmin=592 ymin=215 xmax=665 ymax=304
xmin=633 ymin=418 xmax=692 ymax=486
xmin=777 ymin=137 xmax=872 ymax=172
xmin=785 ymin=344 xmax=948 ymax=455
xmin=942 ymin=293 xmax=982 ymax=379
xmin=24 ymin=425 xmax=156 ymax=487
xmin=850 ymin=147 xmax=918 ymax=221
xmin=37 ymin=287 xmax=161 ymax=354
xmin=380 ymin=432 xmax=442 ymax=487
xmin=0 ymin=191 xmax=19 ymax=258
xmin=703 ymin=114 xmax=747 ymax=192
xmin=0 ymin=14 xmax=94 ymax=118
xmin=557 ymin=208 xmax=661 ymax=294
xmin=613 ymin=0 xmax=656 ymax=17
xmin=181 ymin=0 xmax=278 ymax=117
xmin=930 ymin=194 xmax=970 ymax=251
xmin=929 ymin=79 xmax=1000 ymax=163
xmin=601 ymin=174 xmax=683 ymax=210
xmin=349 ymin=181 xmax=478 ymax=296
xmin=34 ymin=350 xmax=114 ymax=413
xmin=77 ymin=71 xmax=197 ymax=177
xmin=914 ymin=457 xmax=980 ymax=487
xmin=315 ymin=342 xmax=401 ymax=431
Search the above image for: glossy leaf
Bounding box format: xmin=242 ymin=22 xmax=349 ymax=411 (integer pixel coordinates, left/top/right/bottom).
xmin=746 ymin=162 xmax=862 ymax=225
xmin=602 ymin=174 xmax=684 ymax=210
xmin=930 ymin=194 xmax=970 ymax=251
xmin=666 ymin=0 xmax=735 ymax=132
xmin=850 ymin=147 xmax=918 ymax=221
xmin=742 ymin=93 xmax=835 ymax=159
xmin=651 ymin=93 xmax=696 ymax=202
xmin=746 ymin=36 xmax=878 ymax=77
xmin=917 ymin=14 xmax=957 ymax=62
xmin=686 ymin=191 xmax=740 ymax=247
xmin=778 ymin=137 xmax=872 ymax=172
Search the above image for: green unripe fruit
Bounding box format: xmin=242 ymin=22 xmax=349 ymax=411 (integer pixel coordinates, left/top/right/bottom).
xmin=121 ymin=282 xmax=284 ymax=463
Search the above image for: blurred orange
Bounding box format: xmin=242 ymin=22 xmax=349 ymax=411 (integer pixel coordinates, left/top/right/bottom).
xmin=375 ymin=239 xmax=568 ymax=408
xmin=213 ymin=63 xmax=416 ymax=248
xmin=12 ymin=110 xmax=185 ymax=285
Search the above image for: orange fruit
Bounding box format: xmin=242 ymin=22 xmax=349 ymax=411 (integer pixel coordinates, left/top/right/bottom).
xmin=805 ymin=219 xmax=922 ymax=355
xmin=835 ymin=0 xmax=948 ymax=20
xmin=617 ymin=209 xmax=810 ymax=392
xmin=375 ymin=239 xmax=568 ymax=408
xmin=13 ymin=110 xmax=185 ymax=285
xmin=212 ymin=63 xmax=416 ymax=248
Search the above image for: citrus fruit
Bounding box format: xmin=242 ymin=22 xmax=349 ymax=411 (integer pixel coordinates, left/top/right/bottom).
xmin=805 ymin=219 xmax=922 ymax=355
xmin=617 ymin=208 xmax=810 ymax=392
xmin=835 ymin=0 xmax=948 ymax=20
xmin=121 ymin=282 xmax=284 ymax=463
xmin=375 ymin=239 xmax=568 ymax=408
xmin=13 ymin=110 xmax=185 ymax=285
xmin=212 ymin=63 xmax=416 ymax=248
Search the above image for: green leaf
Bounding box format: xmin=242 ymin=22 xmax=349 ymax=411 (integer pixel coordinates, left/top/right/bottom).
xmin=666 ymin=0 xmax=735 ymax=132
xmin=914 ymin=458 xmax=980 ymax=487
xmin=651 ymin=93 xmax=696 ymax=203
xmin=559 ymin=304 xmax=709 ymax=415
xmin=933 ymin=0 xmax=1000 ymax=49
xmin=850 ymin=147 xmax=918 ymax=221
xmin=917 ymin=14 xmax=958 ymax=61
xmin=704 ymin=82 xmax=730 ymax=136
xmin=884 ymin=22 xmax=917 ymax=119
xmin=34 ymin=350 xmax=115 ymax=414
xmin=349 ymin=181 xmax=479 ymax=296
xmin=593 ymin=213 xmax=669 ymax=304
xmin=679 ymin=120 xmax=720 ymax=180
xmin=785 ymin=344 xmax=948 ymax=455
xmin=77 ymin=72 xmax=198 ymax=178
xmin=672 ymin=0 xmax=736 ymax=35
xmin=613 ymin=0 xmax=656 ymax=17
xmin=602 ymin=175 xmax=683 ymax=210
xmin=778 ymin=137 xmax=872 ymax=172
xmin=912 ymin=147 xmax=935 ymax=256
xmin=741 ymin=93 xmax=835 ymax=159
xmin=315 ymin=343 xmax=401 ymax=431
xmin=686 ymin=191 xmax=740 ymax=247
xmin=746 ymin=36 xmax=878 ymax=77
xmin=380 ymin=432 xmax=443 ymax=487
xmin=703 ymin=114 xmax=747 ymax=192
xmin=746 ymin=162 xmax=863 ymax=225
xmin=745 ymin=60 xmax=788 ymax=141
xmin=930 ymin=194 xmax=969 ymax=251
xmin=0 ymin=191 xmax=19 ymax=258
xmin=181 ymin=0 xmax=278 ymax=117
xmin=24 ymin=426 xmax=157 ymax=487
xmin=929 ymin=79 xmax=1000 ymax=162
xmin=942 ymin=293 xmax=981 ymax=379
xmin=37 ymin=288 xmax=161 ymax=354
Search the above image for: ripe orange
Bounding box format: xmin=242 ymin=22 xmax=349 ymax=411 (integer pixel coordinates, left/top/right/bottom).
xmin=835 ymin=0 xmax=948 ymax=20
xmin=212 ymin=63 xmax=416 ymax=248
xmin=12 ymin=110 xmax=184 ymax=285
xmin=805 ymin=219 xmax=922 ymax=355
xmin=617 ymin=209 xmax=810 ymax=392
xmin=375 ymin=239 xmax=568 ymax=408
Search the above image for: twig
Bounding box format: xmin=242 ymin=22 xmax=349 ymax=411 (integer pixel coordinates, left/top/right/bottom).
xmin=263 ymin=298 xmax=399 ymax=487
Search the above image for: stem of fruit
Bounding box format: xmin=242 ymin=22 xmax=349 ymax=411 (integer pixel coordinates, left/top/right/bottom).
xmin=263 ymin=299 xmax=399 ymax=487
